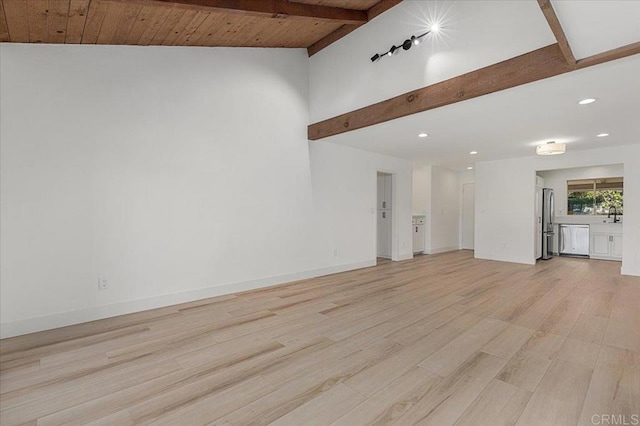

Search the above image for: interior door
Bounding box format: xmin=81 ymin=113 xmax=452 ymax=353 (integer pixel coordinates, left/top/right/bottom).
xmin=462 ymin=183 xmax=475 ymax=250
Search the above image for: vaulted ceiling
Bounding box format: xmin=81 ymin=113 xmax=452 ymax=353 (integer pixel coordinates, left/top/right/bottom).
xmin=0 ymin=0 xmax=397 ymax=55
xmin=2 ymin=0 xmax=638 ymax=171
xmin=305 ymin=0 xmax=640 ymax=169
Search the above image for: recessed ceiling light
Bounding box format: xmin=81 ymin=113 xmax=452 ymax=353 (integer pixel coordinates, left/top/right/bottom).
xmin=418 ymin=133 xmax=428 ymax=138
xmin=430 ymin=24 xmax=439 ymax=33
xmin=469 ymin=151 xmax=478 ymax=155
xmin=578 ymin=98 xmax=596 ymax=105
xmin=467 ymin=166 xmax=473 ymax=170
xmin=597 ymin=133 xmax=610 ymax=138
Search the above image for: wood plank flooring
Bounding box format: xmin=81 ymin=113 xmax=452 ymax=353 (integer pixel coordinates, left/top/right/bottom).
xmin=1 ymin=251 xmax=639 ymax=425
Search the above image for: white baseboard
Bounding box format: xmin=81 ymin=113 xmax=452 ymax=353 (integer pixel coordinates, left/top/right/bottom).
xmin=0 ymin=259 xmax=376 ymax=339
xmin=621 ymin=264 xmax=640 ymax=277
xmin=425 ymin=246 xmax=459 ymax=255
xmin=474 ymin=252 xmax=536 ymax=265
xmin=396 ymin=253 xmax=414 ymax=261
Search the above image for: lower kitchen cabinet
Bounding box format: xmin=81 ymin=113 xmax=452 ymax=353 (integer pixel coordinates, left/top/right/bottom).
xmin=611 ymin=234 xmax=623 ymax=259
xmin=590 ymin=232 xmax=623 ymax=261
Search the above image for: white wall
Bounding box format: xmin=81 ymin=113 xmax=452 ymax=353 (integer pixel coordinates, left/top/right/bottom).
xmin=412 ymin=164 xmax=432 ymax=215
xmin=412 ymin=164 xmax=459 ymax=253
xmin=309 ymin=0 xmax=555 ymax=122
xmin=0 ymin=44 xmax=413 ymax=337
xmin=475 ymin=145 xmax=640 ymax=275
xmin=311 ymin=143 xmax=413 ymax=263
xmin=412 ymin=163 xmax=432 ymax=251
xmin=475 ymin=158 xmax=536 ymax=265
xmin=538 ymin=164 xmax=624 ymax=217
xmin=430 ymin=166 xmax=460 ymax=252
xmin=458 ymin=169 xmax=475 ymax=248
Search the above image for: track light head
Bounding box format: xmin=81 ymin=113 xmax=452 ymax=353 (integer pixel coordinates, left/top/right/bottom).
xmin=371 ymin=29 xmax=436 ymax=63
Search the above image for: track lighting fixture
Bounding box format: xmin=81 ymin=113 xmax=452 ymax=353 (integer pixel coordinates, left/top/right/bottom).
xmin=371 ymin=25 xmax=438 ymax=62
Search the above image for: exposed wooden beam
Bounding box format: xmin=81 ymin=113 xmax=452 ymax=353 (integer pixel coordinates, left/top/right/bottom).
xmin=308 ymin=40 xmax=640 ymax=140
xmin=0 ymin=0 xmax=10 ymax=42
xmin=576 ymin=41 xmax=640 ymax=69
xmin=307 ymin=24 xmax=361 ymax=57
xmin=112 ymin=0 xmax=368 ymax=24
xmin=367 ymin=0 xmax=404 ymax=20
xmin=537 ymin=0 xmax=575 ymax=67
xmin=308 ymin=44 xmax=573 ymax=140
xmin=307 ymin=0 xmax=402 ymax=57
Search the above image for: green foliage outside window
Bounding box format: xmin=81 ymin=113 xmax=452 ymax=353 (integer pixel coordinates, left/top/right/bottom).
xmin=567 ymin=179 xmax=623 ymax=216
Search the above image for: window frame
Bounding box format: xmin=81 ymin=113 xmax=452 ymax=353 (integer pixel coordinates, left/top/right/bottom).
xmin=567 ymin=177 xmax=623 ymax=216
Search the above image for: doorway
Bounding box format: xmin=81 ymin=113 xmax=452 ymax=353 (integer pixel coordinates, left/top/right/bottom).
xmin=462 ymin=183 xmax=475 ymax=250
xmin=377 ymin=172 xmax=393 ymax=262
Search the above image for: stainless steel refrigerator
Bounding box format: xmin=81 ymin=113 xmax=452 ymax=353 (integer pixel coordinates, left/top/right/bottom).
xmin=542 ymin=188 xmax=555 ymax=260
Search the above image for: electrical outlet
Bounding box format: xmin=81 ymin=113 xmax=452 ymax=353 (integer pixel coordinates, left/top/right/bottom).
xmin=98 ymin=277 xmax=109 ymax=291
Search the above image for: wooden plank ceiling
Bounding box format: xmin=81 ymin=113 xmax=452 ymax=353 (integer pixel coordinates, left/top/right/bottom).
xmin=0 ymin=0 xmax=390 ymax=54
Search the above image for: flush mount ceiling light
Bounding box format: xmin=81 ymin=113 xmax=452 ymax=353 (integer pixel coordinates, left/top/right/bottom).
xmin=371 ymin=25 xmax=439 ymax=63
xmin=578 ymin=98 xmax=597 ymax=105
xmin=597 ymin=133 xmax=610 ymax=137
xmin=536 ymin=141 xmax=566 ymax=155
xmin=467 ymin=166 xmax=473 ymax=170
xmin=469 ymin=151 xmax=478 ymax=155
xmin=418 ymin=133 xmax=428 ymax=138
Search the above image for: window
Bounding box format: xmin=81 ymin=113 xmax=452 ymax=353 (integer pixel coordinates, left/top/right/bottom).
xmin=567 ymin=178 xmax=623 ymax=215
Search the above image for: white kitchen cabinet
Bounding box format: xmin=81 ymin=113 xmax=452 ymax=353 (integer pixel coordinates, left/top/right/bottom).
xmin=591 ymin=233 xmax=610 ymax=257
xmin=377 ymin=210 xmax=392 ymax=258
xmin=611 ymin=234 xmax=623 ymax=259
xmin=412 ymin=216 xmax=425 ymax=253
xmin=590 ymin=232 xmax=623 ymax=261
xmin=377 ymin=173 xmax=393 ymax=258
xmin=377 ymin=174 xmax=392 ymax=209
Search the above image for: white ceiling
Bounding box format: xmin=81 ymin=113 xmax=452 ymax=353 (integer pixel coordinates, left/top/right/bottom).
xmin=322 ymin=54 xmax=640 ymax=171
xmin=552 ymin=0 xmax=640 ymax=60
xmin=319 ymin=0 xmax=640 ymax=171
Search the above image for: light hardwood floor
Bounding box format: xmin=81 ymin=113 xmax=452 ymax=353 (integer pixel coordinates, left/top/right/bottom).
xmin=1 ymin=251 xmax=639 ymax=425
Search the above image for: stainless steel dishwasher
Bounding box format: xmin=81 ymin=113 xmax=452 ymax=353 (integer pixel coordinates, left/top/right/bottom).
xmin=559 ymin=224 xmax=590 ymax=257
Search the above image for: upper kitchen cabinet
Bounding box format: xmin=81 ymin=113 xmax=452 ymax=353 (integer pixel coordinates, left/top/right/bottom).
xmin=377 ymin=173 xmax=393 ymax=210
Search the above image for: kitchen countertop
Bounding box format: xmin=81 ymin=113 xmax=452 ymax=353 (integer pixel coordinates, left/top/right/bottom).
xmin=555 ymin=215 xmax=623 ymax=226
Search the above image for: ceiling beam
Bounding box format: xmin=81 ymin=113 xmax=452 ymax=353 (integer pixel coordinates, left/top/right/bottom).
xmin=537 ymin=0 xmax=576 ymax=67
xmin=308 ymin=40 xmax=640 ymax=141
xmin=309 ymin=44 xmax=573 ymax=140
xmin=307 ymin=24 xmax=362 ymax=57
xmin=114 ymin=0 xmax=368 ymax=24
xmin=576 ymin=41 xmax=640 ymax=69
xmin=307 ymin=0 xmax=403 ymax=57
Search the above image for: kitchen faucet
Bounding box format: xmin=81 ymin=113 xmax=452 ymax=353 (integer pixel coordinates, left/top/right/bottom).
xmin=608 ymin=206 xmax=620 ymax=223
